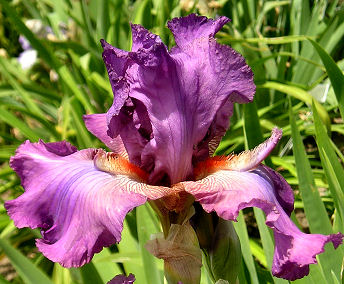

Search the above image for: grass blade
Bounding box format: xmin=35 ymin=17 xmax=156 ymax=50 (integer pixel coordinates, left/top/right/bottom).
xmin=233 ymin=212 xmax=259 ymax=284
xmin=308 ymin=39 xmax=344 ymax=120
xmin=136 ymin=204 xmax=163 ymax=284
xmin=117 ymin=219 xmax=145 ymax=281
xmin=79 ymin=262 xmax=103 ymax=284
xmin=258 ymin=81 xmax=330 ymax=129
xmin=70 ymin=98 xmax=93 ymax=149
xmin=0 ymin=0 xmax=59 ymax=69
xmin=0 ymin=238 xmax=53 ymax=284
xmin=0 ymin=57 xmax=45 ymax=119
xmin=289 ymin=102 xmax=333 ymax=234
xmin=290 ymin=100 xmax=342 ymax=282
xmin=243 ymin=102 xmax=287 ymax=284
xmin=219 ymin=35 xmax=309 ymax=45
xmin=52 ymin=264 xmax=73 ymax=284
xmin=312 ymin=101 xmax=344 ymax=232
xmin=0 ymin=107 xmax=40 ymax=141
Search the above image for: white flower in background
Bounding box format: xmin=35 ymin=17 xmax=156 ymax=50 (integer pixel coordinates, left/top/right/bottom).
xmin=17 ymin=35 xmax=36 ymax=70
xmin=17 ymin=19 xmax=58 ymax=70
xmin=18 ymin=49 xmax=38 ymax=70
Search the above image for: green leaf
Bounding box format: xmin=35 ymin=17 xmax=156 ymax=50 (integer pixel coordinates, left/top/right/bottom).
xmin=248 ymin=240 xmax=266 ymax=268
xmin=117 ymin=219 xmax=145 ymax=281
xmin=233 ymin=212 xmax=259 ymax=284
xmin=312 ymin=100 xmax=344 ymax=231
xmin=258 ymin=81 xmax=330 ymax=129
xmin=0 ymin=0 xmax=59 ymax=69
xmin=52 ymin=264 xmax=73 ymax=284
xmin=289 ymin=102 xmax=333 ymax=234
xmin=92 ymin=248 xmax=123 ymax=283
xmin=219 ymin=35 xmax=309 ymax=45
xmin=133 ymin=0 xmax=153 ymax=27
xmin=209 ymin=220 xmax=242 ymax=283
xmin=0 ymin=57 xmax=45 ymax=119
xmin=0 ymin=107 xmax=40 ymax=141
xmin=0 ymin=238 xmax=53 ymax=284
xmin=70 ymin=98 xmax=93 ymax=149
xmin=96 ymin=0 xmax=110 ymax=40
xmin=79 ymin=262 xmax=103 ymax=284
xmin=243 ymin=102 xmax=287 ymax=284
xmin=308 ymin=39 xmax=344 ymax=120
xmin=290 ymin=100 xmax=341 ymax=283
xmin=136 ymin=204 xmax=163 ymax=284
xmin=58 ymin=65 xmax=95 ymax=113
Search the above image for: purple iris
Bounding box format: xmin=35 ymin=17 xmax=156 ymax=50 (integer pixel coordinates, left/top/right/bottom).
xmin=107 ymin=273 xmax=135 ymax=284
xmin=5 ymin=14 xmax=343 ymax=281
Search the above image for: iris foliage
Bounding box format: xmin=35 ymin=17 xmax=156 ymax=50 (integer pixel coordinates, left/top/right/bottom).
xmin=0 ymin=0 xmax=343 ymax=283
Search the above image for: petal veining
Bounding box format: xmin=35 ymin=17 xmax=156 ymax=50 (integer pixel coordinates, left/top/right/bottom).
xmin=5 ymin=141 xmax=168 ymax=267
xmin=194 ymin=128 xmax=282 ymax=180
xmin=167 ymin=14 xmax=230 ymax=48
xmin=182 ymin=165 xmax=344 ymax=280
xmin=103 ymin=14 xmax=255 ymax=184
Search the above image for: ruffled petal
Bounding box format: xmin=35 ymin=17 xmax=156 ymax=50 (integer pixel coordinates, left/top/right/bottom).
xmin=83 ymin=113 xmax=128 ymax=158
xmin=5 ymin=141 xmax=169 ymax=267
xmin=130 ymin=23 xmax=162 ymax=52
xmin=101 ymin=39 xmax=152 ymax=167
xmin=100 ymin=39 xmax=131 ymax=116
xmin=107 ymin=274 xmax=135 ymax=284
xmin=272 ymin=230 xmax=343 ymax=280
xmin=194 ymin=128 xmax=283 ymax=179
xmin=103 ymin=15 xmax=255 ymax=184
xmin=183 ymin=166 xmax=343 ymax=280
xmin=167 ymin=14 xmax=230 ymax=48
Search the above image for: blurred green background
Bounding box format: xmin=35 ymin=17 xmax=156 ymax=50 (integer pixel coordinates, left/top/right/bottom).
xmin=0 ymin=0 xmax=343 ymax=283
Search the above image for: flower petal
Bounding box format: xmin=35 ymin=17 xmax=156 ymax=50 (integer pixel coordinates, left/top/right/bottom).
xmin=183 ymin=166 xmax=343 ymax=280
xmin=83 ymin=113 xmax=128 ymax=158
xmin=167 ymin=14 xmax=230 ymax=48
xmin=225 ymin=127 xmax=282 ymax=172
xmin=194 ymin=128 xmax=283 ymax=180
xmin=107 ymin=274 xmax=135 ymax=284
xmin=100 ymin=39 xmax=131 ymax=116
xmin=103 ymin=15 xmax=255 ymax=184
xmin=130 ymin=23 xmax=162 ymax=52
xmin=5 ymin=141 xmax=168 ymax=267
xmin=145 ymin=223 xmax=202 ymax=284
xmin=101 ymin=39 xmax=152 ymax=167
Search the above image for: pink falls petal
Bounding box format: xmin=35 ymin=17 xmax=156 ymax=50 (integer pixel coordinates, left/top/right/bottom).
xmin=183 ymin=166 xmax=343 ymax=280
xmin=5 ymin=141 xmax=153 ymax=267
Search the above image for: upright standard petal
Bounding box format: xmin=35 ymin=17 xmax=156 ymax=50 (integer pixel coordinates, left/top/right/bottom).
xmin=183 ymin=130 xmax=343 ymax=280
xmin=5 ymin=141 xmax=169 ymax=267
xmin=167 ymin=14 xmax=230 ymax=48
xmin=103 ymin=14 xmax=255 ymax=184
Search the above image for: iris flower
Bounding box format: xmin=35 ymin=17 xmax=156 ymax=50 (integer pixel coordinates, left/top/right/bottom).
xmin=6 ymin=14 xmax=343 ymax=282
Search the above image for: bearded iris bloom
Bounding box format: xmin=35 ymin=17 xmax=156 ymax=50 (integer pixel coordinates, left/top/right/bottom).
xmin=5 ymin=14 xmax=343 ymax=282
